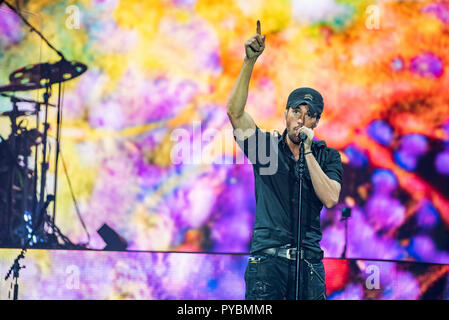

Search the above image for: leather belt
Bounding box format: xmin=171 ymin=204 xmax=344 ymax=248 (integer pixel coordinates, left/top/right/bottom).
xmin=260 ymin=246 xmax=323 ymax=261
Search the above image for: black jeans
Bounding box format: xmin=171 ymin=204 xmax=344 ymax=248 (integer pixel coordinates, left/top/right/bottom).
xmin=244 ymin=253 xmax=327 ymax=300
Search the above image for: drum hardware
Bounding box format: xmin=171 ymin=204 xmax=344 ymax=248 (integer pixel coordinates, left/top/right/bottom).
xmin=1 ymin=0 xmax=93 ymax=299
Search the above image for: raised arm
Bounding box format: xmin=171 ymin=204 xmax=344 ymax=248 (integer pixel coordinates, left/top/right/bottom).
xmin=226 ymin=20 xmax=266 ymax=140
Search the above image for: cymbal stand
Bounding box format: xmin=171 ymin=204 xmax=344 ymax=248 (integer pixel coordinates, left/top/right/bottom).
xmin=35 ymin=81 xmax=55 ymax=244
xmin=5 ymin=99 xmax=19 ymax=245
xmin=52 ymin=80 xmax=63 ymax=225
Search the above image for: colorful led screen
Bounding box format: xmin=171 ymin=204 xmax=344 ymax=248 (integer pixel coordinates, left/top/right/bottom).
xmin=0 ymin=249 xmax=448 ymax=300
xmin=0 ymin=0 xmax=448 ymax=265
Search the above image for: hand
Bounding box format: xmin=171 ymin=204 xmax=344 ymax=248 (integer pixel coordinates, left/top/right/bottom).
xmin=245 ymin=20 xmax=266 ymax=60
xmin=298 ymin=126 xmax=314 ymax=152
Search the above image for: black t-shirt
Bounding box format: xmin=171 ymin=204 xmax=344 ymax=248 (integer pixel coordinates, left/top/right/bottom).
xmin=234 ymin=126 xmax=343 ymax=254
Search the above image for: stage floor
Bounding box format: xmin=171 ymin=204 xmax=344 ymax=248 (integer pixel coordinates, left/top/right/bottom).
xmin=0 ymin=248 xmax=448 ymax=300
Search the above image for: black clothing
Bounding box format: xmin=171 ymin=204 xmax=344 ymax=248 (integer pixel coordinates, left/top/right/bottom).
xmin=234 ymin=126 xmax=343 ymax=255
xmin=244 ymin=253 xmax=327 ymax=300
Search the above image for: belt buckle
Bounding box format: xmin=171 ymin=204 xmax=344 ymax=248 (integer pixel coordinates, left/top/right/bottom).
xmin=286 ymin=248 xmax=296 ymax=260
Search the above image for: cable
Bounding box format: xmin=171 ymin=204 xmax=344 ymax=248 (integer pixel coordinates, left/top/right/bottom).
xmin=60 ymin=148 xmax=91 ymax=246
xmin=57 ymin=82 xmax=90 ymax=246
xmin=3 ymin=1 xmax=65 ymax=60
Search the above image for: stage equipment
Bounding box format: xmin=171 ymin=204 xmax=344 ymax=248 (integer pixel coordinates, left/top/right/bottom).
xmin=340 ymin=206 xmax=352 ymax=259
xmin=97 ymin=224 xmax=129 ymax=251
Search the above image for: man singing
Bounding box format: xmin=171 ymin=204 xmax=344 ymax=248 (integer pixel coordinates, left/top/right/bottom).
xmin=226 ymin=21 xmax=343 ymax=300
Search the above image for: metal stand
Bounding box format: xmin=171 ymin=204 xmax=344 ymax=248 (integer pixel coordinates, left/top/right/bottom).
xmin=52 ymin=81 xmax=63 ymax=225
xmin=36 ymin=84 xmax=51 ymax=231
xmin=3 ymin=98 xmax=34 ymax=246
xmin=295 ymin=137 xmax=306 ymax=300
xmin=3 ymin=193 xmax=55 ymax=299
xmin=4 ymin=249 xmax=26 ymax=300
xmin=5 ymin=100 xmax=18 ymax=245
xmin=32 ymin=101 xmax=41 ymax=232
xmin=340 ymin=207 xmax=352 ymax=258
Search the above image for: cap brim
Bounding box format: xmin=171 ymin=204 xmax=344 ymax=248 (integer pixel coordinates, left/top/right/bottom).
xmin=291 ymin=99 xmax=313 ymax=109
xmin=291 ymin=100 xmax=321 ymax=117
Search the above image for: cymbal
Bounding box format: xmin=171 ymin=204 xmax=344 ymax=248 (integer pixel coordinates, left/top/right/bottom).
xmin=0 ymin=59 xmax=87 ymax=93
xmin=0 ymin=82 xmax=41 ymax=93
xmin=0 ymin=93 xmax=56 ymax=107
xmin=10 ymin=59 xmax=87 ymax=86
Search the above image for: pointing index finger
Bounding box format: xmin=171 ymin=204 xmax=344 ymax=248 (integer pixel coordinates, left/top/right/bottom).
xmin=257 ymin=20 xmax=261 ymax=35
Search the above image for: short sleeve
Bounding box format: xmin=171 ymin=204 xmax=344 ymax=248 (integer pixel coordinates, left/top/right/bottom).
xmin=324 ymin=148 xmax=343 ymax=185
xmin=233 ymin=126 xmax=260 ymax=164
xmin=233 ymin=126 xmax=277 ymax=170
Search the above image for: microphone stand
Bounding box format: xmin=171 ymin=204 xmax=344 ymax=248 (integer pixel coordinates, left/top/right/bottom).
xmin=3 ymin=195 xmax=54 ymax=300
xmin=4 ymin=249 xmax=26 ymax=300
xmin=340 ymin=207 xmax=352 ymax=258
xmin=295 ymin=134 xmax=307 ymax=300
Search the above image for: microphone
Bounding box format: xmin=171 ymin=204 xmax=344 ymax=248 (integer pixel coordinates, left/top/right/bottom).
xmin=299 ymin=133 xmax=307 ymax=142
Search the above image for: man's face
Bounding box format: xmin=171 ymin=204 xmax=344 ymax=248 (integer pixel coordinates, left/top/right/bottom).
xmin=285 ymin=104 xmax=319 ymax=145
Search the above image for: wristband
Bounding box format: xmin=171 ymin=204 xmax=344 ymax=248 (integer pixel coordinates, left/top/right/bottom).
xmin=304 ymin=151 xmax=313 ymax=155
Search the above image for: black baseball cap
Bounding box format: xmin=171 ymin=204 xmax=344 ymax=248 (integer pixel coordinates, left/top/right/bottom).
xmin=286 ymin=87 xmax=324 ymax=118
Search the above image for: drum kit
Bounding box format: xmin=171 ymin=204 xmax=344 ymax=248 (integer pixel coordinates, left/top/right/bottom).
xmin=0 ymin=0 xmax=89 ymax=249
xmin=0 ymin=1 xmax=92 ymax=300
xmin=0 ymin=59 xmax=87 ymax=249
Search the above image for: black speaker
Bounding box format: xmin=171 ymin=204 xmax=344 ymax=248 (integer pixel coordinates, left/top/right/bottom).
xmin=97 ymin=223 xmax=128 ymax=251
